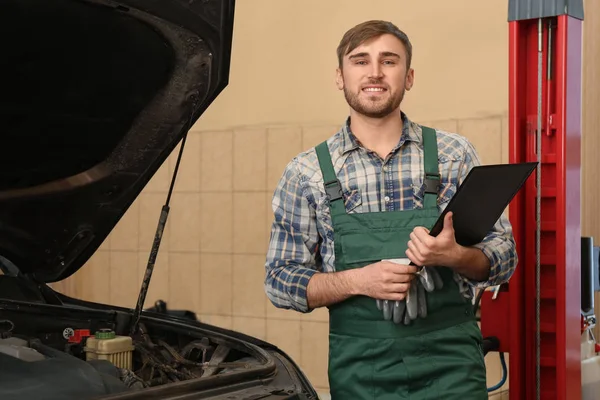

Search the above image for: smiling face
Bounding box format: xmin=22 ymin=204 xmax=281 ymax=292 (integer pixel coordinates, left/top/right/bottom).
xmin=336 ymin=33 xmax=414 ymax=119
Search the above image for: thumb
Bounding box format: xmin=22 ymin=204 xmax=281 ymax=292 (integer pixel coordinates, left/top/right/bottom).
xmin=442 ymin=212 xmax=454 ymax=235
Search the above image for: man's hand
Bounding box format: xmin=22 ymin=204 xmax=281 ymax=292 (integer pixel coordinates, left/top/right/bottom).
xmin=357 ymin=261 xmax=418 ymax=301
xmin=405 ymin=212 xmax=459 ymax=267
xmin=405 ymin=211 xmax=491 ymax=282
xmin=306 ymin=261 xmax=418 ymax=309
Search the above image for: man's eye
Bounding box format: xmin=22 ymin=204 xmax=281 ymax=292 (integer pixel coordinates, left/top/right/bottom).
xmin=382 ymin=60 xmax=395 ymax=65
xmin=355 ymin=60 xmax=367 ymax=65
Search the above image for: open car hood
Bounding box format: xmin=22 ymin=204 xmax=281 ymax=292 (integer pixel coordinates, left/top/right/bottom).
xmin=0 ymin=0 xmax=235 ymax=282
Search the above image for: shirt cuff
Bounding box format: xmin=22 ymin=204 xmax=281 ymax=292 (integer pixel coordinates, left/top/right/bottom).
xmin=289 ymin=268 xmax=318 ymax=313
xmin=465 ymin=242 xmax=500 ymax=288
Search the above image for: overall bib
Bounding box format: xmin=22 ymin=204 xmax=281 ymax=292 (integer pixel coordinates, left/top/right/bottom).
xmin=315 ymin=127 xmax=487 ymax=400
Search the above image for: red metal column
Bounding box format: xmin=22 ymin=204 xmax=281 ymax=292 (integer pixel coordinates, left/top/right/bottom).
xmin=480 ymin=4 xmax=583 ymax=400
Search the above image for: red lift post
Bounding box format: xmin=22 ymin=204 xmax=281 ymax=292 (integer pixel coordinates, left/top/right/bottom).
xmin=480 ymin=1 xmax=584 ymax=400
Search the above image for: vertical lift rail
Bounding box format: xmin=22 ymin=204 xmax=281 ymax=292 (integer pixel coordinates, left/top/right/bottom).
xmin=480 ymin=1 xmax=584 ymax=399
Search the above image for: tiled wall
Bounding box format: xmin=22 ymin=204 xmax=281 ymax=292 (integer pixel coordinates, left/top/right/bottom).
xmin=53 ymin=115 xmax=510 ymax=395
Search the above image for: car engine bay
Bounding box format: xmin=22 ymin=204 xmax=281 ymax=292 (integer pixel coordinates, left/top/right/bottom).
xmin=0 ymin=298 xmax=277 ymax=400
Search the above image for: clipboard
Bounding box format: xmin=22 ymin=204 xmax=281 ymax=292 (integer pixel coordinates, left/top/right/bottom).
xmin=428 ymin=162 xmax=538 ymax=246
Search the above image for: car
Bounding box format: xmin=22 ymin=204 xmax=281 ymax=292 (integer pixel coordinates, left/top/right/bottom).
xmin=0 ymin=0 xmax=319 ymax=399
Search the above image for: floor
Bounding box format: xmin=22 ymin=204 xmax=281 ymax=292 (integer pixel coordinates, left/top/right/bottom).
xmin=488 ymin=390 xmax=509 ymax=399
xmin=316 ymin=390 xmax=508 ymax=399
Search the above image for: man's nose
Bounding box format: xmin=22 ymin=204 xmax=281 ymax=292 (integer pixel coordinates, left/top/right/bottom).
xmin=368 ymin=63 xmax=383 ymax=78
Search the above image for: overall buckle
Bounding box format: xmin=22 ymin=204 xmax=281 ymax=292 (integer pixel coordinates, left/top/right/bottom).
xmin=424 ymin=173 xmax=441 ymax=194
xmin=324 ymin=179 xmax=343 ymax=202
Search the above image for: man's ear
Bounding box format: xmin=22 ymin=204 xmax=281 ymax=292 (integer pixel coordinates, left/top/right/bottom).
xmin=335 ymin=67 xmax=344 ymax=90
xmin=405 ymin=68 xmax=414 ymax=91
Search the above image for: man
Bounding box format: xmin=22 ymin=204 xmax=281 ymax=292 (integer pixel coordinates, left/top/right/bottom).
xmin=264 ymin=20 xmax=517 ymax=399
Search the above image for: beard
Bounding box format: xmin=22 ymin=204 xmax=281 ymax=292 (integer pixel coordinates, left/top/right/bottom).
xmin=343 ymin=82 xmax=405 ymax=119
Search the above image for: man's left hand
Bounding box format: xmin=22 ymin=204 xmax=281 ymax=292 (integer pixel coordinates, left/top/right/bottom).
xmin=406 ymin=212 xmax=460 ymax=267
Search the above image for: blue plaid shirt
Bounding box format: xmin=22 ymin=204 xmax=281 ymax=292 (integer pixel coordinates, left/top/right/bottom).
xmin=264 ymin=114 xmax=518 ymax=313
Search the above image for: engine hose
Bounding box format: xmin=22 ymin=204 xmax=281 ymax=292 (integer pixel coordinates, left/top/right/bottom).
xmin=487 ymin=352 xmax=507 ymax=393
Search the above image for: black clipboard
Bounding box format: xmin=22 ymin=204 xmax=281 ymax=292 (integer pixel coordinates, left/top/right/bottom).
xmin=429 ymin=162 xmax=537 ymax=246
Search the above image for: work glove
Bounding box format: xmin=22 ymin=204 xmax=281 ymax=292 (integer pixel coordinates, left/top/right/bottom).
xmin=376 ymin=266 xmax=444 ymax=324
xmin=453 ymin=272 xmax=472 ymax=299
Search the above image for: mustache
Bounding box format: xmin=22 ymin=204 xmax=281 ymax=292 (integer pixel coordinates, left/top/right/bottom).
xmin=361 ymin=80 xmax=390 ymax=89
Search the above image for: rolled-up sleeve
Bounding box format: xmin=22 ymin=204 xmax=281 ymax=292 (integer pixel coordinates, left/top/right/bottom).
xmin=458 ymin=140 xmax=519 ymax=288
xmin=264 ymin=159 xmax=321 ymax=313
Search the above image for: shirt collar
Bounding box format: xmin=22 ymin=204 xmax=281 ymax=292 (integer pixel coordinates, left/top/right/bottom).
xmin=340 ymin=111 xmax=421 ymax=155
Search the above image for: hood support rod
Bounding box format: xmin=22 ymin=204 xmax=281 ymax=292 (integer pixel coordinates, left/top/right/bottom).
xmin=129 ymin=114 xmax=194 ymax=337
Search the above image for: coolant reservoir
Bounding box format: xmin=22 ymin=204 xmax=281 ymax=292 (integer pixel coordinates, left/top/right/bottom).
xmin=84 ymin=329 xmax=134 ymax=369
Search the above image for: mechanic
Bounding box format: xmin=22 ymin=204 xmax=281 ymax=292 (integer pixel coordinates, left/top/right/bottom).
xmin=264 ymin=20 xmax=518 ymax=399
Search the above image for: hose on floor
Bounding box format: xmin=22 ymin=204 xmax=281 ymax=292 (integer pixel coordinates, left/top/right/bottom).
xmin=487 ymin=352 xmax=507 ymax=393
xmin=473 ymin=289 xmax=507 ymax=393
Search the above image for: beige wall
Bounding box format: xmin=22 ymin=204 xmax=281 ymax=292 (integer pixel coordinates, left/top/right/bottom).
xmin=582 ymin=1 xmax=600 ymax=341
xmin=195 ymin=0 xmax=508 ymax=131
xmin=50 ymin=1 xmax=600 ymax=398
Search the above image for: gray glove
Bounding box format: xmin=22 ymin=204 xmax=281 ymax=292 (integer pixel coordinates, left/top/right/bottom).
xmin=376 ymin=266 xmax=444 ymax=324
xmin=453 ymin=272 xmax=472 ymax=299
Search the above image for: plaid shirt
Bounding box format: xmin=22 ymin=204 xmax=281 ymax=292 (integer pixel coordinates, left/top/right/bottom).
xmin=264 ymin=114 xmax=517 ymax=313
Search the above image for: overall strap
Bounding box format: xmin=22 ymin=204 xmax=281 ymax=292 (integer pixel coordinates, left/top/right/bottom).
xmin=315 ymin=141 xmax=346 ymax=216
xmin=421 ymin=126 xmax=441 ymax=209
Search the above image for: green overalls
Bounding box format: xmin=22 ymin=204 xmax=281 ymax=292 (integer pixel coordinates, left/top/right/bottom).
xmin=315 ymin=126 xmax=487 ymax=400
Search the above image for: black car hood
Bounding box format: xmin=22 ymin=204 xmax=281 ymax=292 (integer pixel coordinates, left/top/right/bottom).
xmin=0 ymin=0 xmax=235 ymax=282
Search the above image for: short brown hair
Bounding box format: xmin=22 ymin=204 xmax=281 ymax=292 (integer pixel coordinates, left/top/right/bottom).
xmin=336 ymin=20 xmax=412 ymax=69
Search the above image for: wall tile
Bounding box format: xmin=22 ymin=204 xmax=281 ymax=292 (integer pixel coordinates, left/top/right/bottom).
xmin=233 ymin=128 xmax=267 ymax=191
xmin=458 ymin=117 xmax=503 ymax=165
xmin=267 ymin=127 xmax=302 ymax=191
xmin=48 ymin=276 xmax=77 ymax=298
xmin=232 ymin=316 xmax=266 ymax=340
xmin=139 ymin=193 xmax=170 ymax=253
xmin=200 ymin=315 xmax=233 ymax=330
xmin=266 ymin=302 xmax=302 ymax=321
xmin=233 ymin=192 xmax=268 ymax=254
xmin=302 ymin=126 xmax=339 ymax=152
xmin=109 ymin=251 xmax=139 ymax=308
xmin=232 ymin=255 xmax=267 ymax=318
xmin=137 ymin=251 xmax=170 ymax=307
xmin=110 ymin=198 xmax=140 ymax=251
xmin=303 ymin=307 xmax=329 ymax=322
xmin=201 ymin=131 xmax=233 ymax=191
xmin=266 ymin=319 xmax=301 ymax=361
xmin=300 ymin=321 xmax=329 ymax=389
xmin=77 ymin=251 xmax=111 ymax=303
xmin=429 ymin=119 xmax=459 ymax=133
xmin=168 ymin=193 xmax=201 ymax=252
xmin=170 ymin=132 xmax=201 ymax=192
xmin=168 ymin=252 xmax=201 ymax=312
xmin=200 ymin=192 xmax=233 ymax=254
xmin=200 ymin=254 xmax=232 ymax=315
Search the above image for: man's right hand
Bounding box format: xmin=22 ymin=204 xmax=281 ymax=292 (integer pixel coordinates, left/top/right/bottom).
xmin=306 ymin=261 xmax=418 ymax=309
xmin=356 ymin=261 xmax=419 ymax=301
